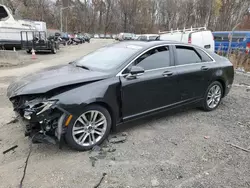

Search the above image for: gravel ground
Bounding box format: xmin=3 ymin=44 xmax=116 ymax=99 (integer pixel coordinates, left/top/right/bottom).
xmin=0 ymin=39 xmax=249 ymax=188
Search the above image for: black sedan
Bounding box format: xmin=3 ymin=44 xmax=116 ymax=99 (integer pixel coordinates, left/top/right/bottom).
xmin=7 ymin=41 xmax=234 ymax=151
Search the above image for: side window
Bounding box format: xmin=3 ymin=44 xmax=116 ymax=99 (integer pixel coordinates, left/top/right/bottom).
xmin=149 ymin=36 xmax=158 ymax=41
xmin=135 ymin=46 xmax=170 ymax=70
xmin=176 ymin=46 xmax=202 ymax=65
xmin=196 ymin=48 xmax=213 ymax=62
xmin=139 ymin=36 xmax=147 ymax=41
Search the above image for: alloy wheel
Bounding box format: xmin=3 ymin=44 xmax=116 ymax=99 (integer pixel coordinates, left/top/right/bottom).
xmin=72 ymin=110 xmax=107 ymax=147
xmin=206 ymin=84 xmax=222 ymax=109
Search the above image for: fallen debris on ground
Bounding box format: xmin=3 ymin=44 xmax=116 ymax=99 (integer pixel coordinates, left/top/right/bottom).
xmin=2 ymin=145 xmax=18 ymax=154
xmin=93 ymin=173 xmax=107 ymax=188
xmin=229 ymin=143 xmax=250 ymax=153
xmin=109 ymin=133 xmax=127 ymax=144
xmin=6 ymin=116 xmax=19 ymax=125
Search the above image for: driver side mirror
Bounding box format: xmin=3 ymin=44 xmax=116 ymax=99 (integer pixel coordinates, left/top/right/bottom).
xmin=130 ymin=66 xmax=145 ymax=75
xmin=126 ymin=66 xmax=145 ymax=79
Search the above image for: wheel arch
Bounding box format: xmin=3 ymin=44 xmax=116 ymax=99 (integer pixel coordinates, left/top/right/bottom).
xmin=87 ymin=101 xmax=117 ymax=132
xmin=214 ymin=78 xmax=226 ymax=97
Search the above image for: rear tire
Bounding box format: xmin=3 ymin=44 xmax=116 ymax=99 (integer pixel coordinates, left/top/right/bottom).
xmin=65 ymin=105 xmax=112 ymax=151
xmin=201 ymin=81 xmax=223 ymax=111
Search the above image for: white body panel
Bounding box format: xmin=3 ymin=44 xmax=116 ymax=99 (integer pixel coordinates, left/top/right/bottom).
xmin=160 ymin=29 xmax=215 ymax=52
xmin=201 ymin=31 xmax=215 ymax=52
xmin=34 ymin=21 xmax=47 ymax=32
xmin=192 ymin=32 xmax=203 ymax=46
xmin=0 ymin=5 xmax=41 ymax=44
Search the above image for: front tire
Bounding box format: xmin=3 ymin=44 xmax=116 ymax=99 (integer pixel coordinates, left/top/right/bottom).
xmin=201 ymin=81 xmax=223 ymax=111
xmin=65 ymin=105 xmax=112 ymax=151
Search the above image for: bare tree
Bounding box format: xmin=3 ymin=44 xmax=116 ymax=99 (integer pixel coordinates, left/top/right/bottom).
xmin=2 ymin=0 xmax=250 ymax=34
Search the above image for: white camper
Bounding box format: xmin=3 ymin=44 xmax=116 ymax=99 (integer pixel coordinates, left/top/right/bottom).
xmin=34 ymin=21 xmax=47 ymax=32
xmin=159 ymin=27 xmax=215 ymax=52
xmin=0 ymin=4 xmax=38 ymax=48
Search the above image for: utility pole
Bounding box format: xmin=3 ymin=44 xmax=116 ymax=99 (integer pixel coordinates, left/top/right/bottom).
xmin=60 ymin=7 xmax=63 ymax=32
xmin=60 ymin=6 xmax=75 ymax=32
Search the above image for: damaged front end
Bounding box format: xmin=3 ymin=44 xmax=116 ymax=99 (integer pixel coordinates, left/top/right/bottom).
xmin=11 ymin=96 xmax=69 ymax=147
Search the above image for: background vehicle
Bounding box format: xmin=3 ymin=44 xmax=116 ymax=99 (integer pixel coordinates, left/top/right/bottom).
xmin=83 ymin=33 xmax=91 ymax=43
xmin=59 ymin=32 xmax=70 ymax=45
xmin=7 ymin=41 xmax=234 ymax=151
xmin=159 ymin=27 xmax=215 ymax=52
xmin=21 ymin=31 xmax=59 ymax=54
xmin=0 ymin=4 xmax=37 ymax=49
xmin=99 ymin=34 xmax=105 ymax=39
xmin=137 ymin=34 xmax=159 ymax=41
xmin=118 ymin=33 xmax=133 ymax=41
xmin=94 ymin=34 xmax=99 ymax=38
xmin=75 ymin=34 xmax=86 ymax=44
xmin=105 ymin=34 xmax=112 ymax=39
xmin=84 ymin=33 xmax=93 ymax=38
xmin=213 ymin=31 xmax=250 ymax=54
xmin=131 ymin=33 xmax=137 ymax=40
xmin=134 ymin=35 xmax=141 ymax=40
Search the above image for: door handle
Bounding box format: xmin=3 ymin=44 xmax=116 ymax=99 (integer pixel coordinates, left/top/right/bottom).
xmin=201 ymin=66 xmax=209 ymax=71
xmin=162 ymin=71 xmax=173 ymax=77
xmin=204 ymin=45 xmax=211 ymax=49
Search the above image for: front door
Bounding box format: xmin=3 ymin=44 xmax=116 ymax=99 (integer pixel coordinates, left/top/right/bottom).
xmin=120 ymin=45 xmax=180 ymax=120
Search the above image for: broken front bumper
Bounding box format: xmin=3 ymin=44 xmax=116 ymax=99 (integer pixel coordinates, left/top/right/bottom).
xmin=13 ymin=98 xmax=71 ymax=145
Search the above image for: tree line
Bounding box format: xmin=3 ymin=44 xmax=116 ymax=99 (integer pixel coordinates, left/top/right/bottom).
xmin=3 ymin=0 xmax=250 ymax=34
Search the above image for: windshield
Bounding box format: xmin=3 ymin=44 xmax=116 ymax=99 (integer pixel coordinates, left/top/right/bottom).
xmin=149 ymin=36 xmax=158 ymax=40
xmin=124 ymin=33 xmax=132 ymax=37
xmin=75 ymin=46 xmax=140 ymax=71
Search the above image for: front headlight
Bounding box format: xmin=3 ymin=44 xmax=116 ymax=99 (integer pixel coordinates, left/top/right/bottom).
xmin=24 ymin=99 xmax=58 ymax=116
xmin=36 ymin=100 xmax=58 ymax=115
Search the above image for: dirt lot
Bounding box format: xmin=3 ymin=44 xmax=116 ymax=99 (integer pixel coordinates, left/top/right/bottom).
xmin=0 ymin=39 xmax=249 ymax=188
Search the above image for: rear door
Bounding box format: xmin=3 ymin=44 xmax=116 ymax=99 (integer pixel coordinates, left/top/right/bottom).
xmin=190 ymin=31 xmax=215 ymax=52
xmin=201 ymin=31 xmax=215 ymax=52
xmin=173 ymin=45 xmax=215 ymax=102
xmin=191 ymin=32 xmax=203 ymax=47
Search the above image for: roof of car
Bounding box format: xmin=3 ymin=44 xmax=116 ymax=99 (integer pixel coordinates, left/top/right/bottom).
xmin=110 ymin=40 xmax=183 ymax=49
xmin=142 ymin=34 xmax=159 ymax=37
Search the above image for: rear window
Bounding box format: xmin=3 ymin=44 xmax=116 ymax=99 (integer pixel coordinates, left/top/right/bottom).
xmin=196 ymin=49 xmax=213 ymax=62
xmin=176 ymin=46 xmax=202 ymax=65
xmin=148 ymin=36 xmax=158 ymax=41
xmin=139 ymin=36 xmax=147 ymax=41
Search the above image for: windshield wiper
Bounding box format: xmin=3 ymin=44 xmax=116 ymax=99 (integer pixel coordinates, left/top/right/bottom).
xmin=75 ymin=64 xmax=90 ymax=70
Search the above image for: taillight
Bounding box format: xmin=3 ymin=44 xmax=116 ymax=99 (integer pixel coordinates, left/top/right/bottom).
xmin=246 ymin=42 xmax=250 ymax=53
xmin=188 ymin=36 xmax=191 ymax=44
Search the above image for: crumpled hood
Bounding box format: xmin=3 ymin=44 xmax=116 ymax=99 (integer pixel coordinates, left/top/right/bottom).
xmin=7 ymin=64 xmax=110 ymax=98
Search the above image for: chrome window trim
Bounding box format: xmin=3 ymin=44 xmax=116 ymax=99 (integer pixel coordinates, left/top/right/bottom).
xmin=116 ymin=44 xmax=171 ymax=76
xmin=116 ymin=43 xmax=216 ymax=77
